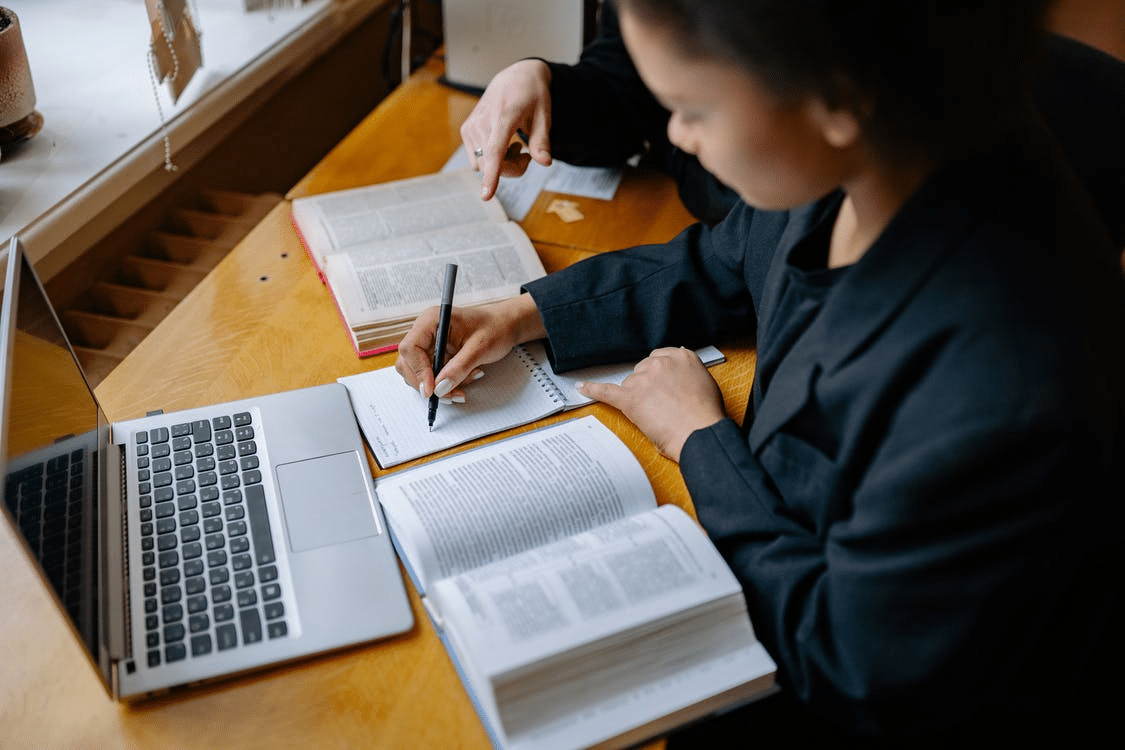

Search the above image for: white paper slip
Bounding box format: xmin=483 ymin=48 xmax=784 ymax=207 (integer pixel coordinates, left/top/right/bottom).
xmin=442 ymin=146 xmax=624 ymax=219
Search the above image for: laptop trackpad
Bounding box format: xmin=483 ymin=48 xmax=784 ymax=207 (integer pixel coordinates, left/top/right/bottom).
xmin=276 ymin=452 xmax=379 ymax=553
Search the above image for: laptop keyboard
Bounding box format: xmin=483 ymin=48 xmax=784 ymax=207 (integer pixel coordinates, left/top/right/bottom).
xmin=134 ymin=411 xmax=289 ymax=668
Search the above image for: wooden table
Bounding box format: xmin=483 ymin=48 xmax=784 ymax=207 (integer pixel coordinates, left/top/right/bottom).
xmin=0 ymin=53 xmax=755 ymax=749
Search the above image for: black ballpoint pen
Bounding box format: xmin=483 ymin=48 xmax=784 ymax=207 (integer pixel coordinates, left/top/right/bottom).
xmin=428 ymin=263 xmax=458 ymax=431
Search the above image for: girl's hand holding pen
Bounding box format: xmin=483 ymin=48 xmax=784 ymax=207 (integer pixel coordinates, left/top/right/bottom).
xmin=395 ymin=294 xmax=548 ymax=402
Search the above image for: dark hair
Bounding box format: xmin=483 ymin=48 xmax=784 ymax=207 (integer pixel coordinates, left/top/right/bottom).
xmin=613 ymin=0 xmax=1053 ymax=159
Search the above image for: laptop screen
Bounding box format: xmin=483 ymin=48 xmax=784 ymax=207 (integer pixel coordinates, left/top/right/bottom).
xmin=1 ymin=240 xmax=103 ymax=659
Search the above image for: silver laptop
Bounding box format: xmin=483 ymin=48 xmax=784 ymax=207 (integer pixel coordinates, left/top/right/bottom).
xmin=0 ymin=238 xmax=413 ymax=699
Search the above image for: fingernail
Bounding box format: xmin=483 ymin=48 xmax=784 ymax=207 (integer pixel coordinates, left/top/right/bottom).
xmin=434 ymin=378 xmax=454 ymax=398
xmin=450 ymin=395 xmax=466 ymax=404
xmin=439 ymin=397 xmax=453 ymax=405
xmin=419 ymin=383 xmax=427 ymax=399
xmin=471 ymin=370 xmax=485 ymax=381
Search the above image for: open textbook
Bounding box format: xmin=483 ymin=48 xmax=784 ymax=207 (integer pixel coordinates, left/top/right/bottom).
xmin=290 ymin=170 xmax=547 ymax=356
xmin=338 ymin=342 xmax=725 ymax=468
xmin=376 ymin=416 xmax=778 ymax=750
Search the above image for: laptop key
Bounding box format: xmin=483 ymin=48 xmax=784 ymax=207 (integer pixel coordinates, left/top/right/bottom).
xmin=192 ymin=420 xmax=212 ymax=444
xmin=267 ymin=621 xmax=288 ymax=639
xmin=244 ymin=484 xmax=275 ymax=565
xmin=165 ymin=644 xmax=186 ymax=663
xmin=191 ymin=633 xmax=212 ymax=657
xmin=240 ymin=608 xmax=263 ymax=644
xmin=216 ymin=623 xmax=237 ymax=650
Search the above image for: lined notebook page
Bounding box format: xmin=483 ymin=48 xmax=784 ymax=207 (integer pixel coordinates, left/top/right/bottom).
xmin=339 ymin=344 xmax=725 ymax=468
xmin=338 ymin=348 xmax=564 ymax=467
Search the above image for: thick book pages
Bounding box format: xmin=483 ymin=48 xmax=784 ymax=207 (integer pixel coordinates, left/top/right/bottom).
xmin=375 ymin=417 xmax=777 ymax=750
xmin=338 ymin=342 xmax=725 ymax=468
xmin=290 ymin=169 xmax=547 ymax=356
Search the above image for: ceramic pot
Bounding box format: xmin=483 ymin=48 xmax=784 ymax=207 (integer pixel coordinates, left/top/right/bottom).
xmin=0 ymin=7 xmax=42 ymax=149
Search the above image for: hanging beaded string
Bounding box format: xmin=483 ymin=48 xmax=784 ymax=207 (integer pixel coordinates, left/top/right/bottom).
xmin=146 ymin=0 xmax=203 ymax=173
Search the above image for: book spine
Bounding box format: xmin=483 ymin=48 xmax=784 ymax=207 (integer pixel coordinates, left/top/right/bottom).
xmin=513 ymin=345 xmax=566 ymax=406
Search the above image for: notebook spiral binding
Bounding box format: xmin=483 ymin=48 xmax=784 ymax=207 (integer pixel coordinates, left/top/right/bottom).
xmin=513 ymin=345 xmax=566 ymax=406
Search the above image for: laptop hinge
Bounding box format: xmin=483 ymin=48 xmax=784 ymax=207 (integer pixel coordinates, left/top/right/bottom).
xmin=103 ymin=440 xmax=129 ymax=667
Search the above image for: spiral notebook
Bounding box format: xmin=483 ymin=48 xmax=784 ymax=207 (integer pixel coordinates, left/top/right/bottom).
xmin=338 ymin=342 xmax=724 ymax=468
